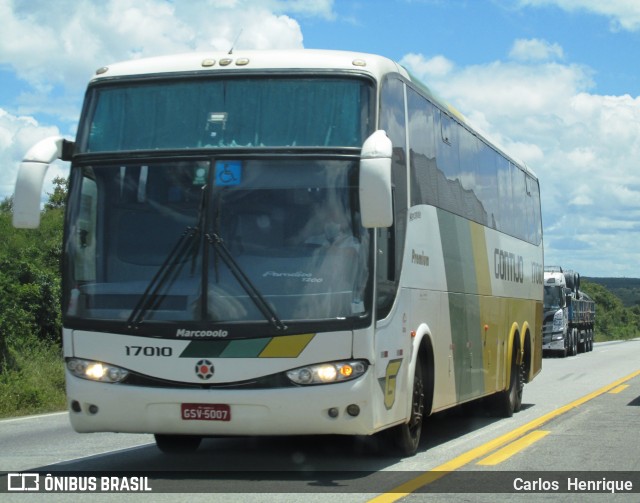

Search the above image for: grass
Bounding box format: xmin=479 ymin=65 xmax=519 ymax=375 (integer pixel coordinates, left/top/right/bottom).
xmin=0 ymin=337 xmax=66 ymax=418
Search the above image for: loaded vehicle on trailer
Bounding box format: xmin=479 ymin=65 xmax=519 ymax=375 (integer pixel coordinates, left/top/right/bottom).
xmin=12 ymin=49 xmax=543 ymax=456
xmin=542 ymin=266 xmax=595 ymax=356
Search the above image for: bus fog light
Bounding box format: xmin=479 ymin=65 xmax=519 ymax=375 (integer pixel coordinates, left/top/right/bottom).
xmin=328 ymin=407 xmax=339 ymax=418
xmin=346 ymin=404 xmax=360 ymax=417
xmin=88 ymin=404 xmax=99 ymax=415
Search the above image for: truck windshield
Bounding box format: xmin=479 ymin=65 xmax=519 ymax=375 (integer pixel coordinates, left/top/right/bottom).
xmin=81 ymin=77 xmax=371 ymax=151
xmin=63 ymin=158 xmax=371 ymax=335
xmin=543 ymin=285 xmax=565 ymax=309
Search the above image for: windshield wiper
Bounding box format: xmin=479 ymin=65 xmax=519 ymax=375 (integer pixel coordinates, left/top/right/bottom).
xmin=127 ymin=226 xmax=199 ymax=329
xmin=206 ymin=232 xmax=287 ymax=332
xmin=127 ymin=185 xmax=207 ymax=329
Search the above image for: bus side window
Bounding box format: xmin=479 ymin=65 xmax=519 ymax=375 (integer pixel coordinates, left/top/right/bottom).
xmin=378 ymin=76 xmax=407 ymax=319
xmin=74 ymin=176 xmax=97 ymax=283
xmin=376 ymin=223 xmax=396 ymax=312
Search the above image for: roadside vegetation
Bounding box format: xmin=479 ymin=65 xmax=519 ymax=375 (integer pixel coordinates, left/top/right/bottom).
xmin=584 ymin=277 xmax=640 ymax=308
xmin=0 ymin=179 xmax=639 ymax=418
xmin=0 ymin=178 xmax=67 ymax=418
xmin=581 ymin=280 xmax=640 ymax=342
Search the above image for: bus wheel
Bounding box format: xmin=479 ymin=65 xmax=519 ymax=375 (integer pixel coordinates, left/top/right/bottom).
xmin=492 ymin=347 xmax=523 ymax=417
xmin=387 ymin=358 xmax=424 ymax=456
xmin=154 ymin=434 xmax=202 ymax=453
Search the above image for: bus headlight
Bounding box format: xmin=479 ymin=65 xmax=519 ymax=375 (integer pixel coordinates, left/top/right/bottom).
xmin=67 ymin=358 xmax=129 ymax=383
xmin=286 ymin=360 xmax=367 ymax=385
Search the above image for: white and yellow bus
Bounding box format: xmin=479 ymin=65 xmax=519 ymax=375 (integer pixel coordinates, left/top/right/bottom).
xmin=13 ymin=50 xmax=543 ymax=456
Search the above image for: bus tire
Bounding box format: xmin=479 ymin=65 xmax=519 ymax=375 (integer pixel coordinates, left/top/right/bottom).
xmin=154 ymin=434 xmax=202 ymax=453
xmin=492 ymin=346 xmax=523 ymax=417
xmin=387 ymin=357 xmax=425 ymax=457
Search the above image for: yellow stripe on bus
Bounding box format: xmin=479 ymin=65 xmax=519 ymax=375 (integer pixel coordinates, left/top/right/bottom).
xmin=258 ymin=333 xmax=315 ymax=358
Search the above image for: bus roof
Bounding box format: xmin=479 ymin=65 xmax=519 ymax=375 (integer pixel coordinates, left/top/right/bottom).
xmin=91 ymin=49 xmax=409 ymax=82
xmin=91 ymin=50 xmax=458 ymax=137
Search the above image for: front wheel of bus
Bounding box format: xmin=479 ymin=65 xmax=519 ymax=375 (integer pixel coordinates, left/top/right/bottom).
xmin=154 ymin=434 xmax=202 ymax=453
xmin=387 ymin=358 xmax=424 ymax=456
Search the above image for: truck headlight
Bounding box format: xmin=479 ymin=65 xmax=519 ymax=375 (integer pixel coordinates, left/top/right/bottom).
xmin=287 ymin=360 xmax=367 ymax=385
xmin=67 ymin=358 xmax=129 ymax=383
xmin=552 ymin=310 xmax=564 ymax=332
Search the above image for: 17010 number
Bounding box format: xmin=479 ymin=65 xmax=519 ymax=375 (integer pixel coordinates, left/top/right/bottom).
xmin=125 ymin=345 xmax=173 ymax=357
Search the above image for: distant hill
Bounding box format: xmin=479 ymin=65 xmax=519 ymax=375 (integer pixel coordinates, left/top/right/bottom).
xmin=584 ymin=277 xmax=640 ymax=307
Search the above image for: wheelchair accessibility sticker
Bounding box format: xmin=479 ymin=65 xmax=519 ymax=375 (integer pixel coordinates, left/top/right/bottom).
xmin=215 ymin=161 xmax=242 ymax=186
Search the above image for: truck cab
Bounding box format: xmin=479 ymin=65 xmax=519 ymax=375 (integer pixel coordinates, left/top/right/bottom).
xmin=542 ymin=267 xmax=570 ymax=355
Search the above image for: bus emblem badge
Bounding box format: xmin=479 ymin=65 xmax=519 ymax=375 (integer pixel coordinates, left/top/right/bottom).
xmin=195 ymin=359 xmax=214 ymax=380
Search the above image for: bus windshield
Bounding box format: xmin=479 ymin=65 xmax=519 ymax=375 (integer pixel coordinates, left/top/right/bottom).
xmin=64 ymin=158 xmax=371 ymax=334
xmin=81 ymin=77 xmax=371 ymax=151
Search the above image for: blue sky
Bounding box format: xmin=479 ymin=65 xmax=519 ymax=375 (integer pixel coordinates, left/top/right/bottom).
xmin=1 ymin=0 xmax=640 ymax=277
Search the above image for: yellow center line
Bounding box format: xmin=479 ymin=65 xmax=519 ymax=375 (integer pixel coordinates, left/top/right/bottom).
xmin=477 ymin=430 xmax=550 ymax=466
xmin=367 ymin=368 xmax=640 ymax=503
xmin=609 ymin=384 xmax=629 ymax=394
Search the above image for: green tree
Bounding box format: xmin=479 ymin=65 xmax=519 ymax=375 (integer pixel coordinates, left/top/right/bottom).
xmin=0 ymin=183 xmax=66 ymax=416
xmin=44 ymin=176 xmax=69 ymax=211
xmin=581 ymin=280 xmax=640 ymax=341
xmin=0 ymin=196 xmax=13 ymax=213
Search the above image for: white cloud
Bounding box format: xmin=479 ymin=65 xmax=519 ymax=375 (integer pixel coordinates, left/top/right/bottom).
xmin=0 ymin=108 xmax=68 ymax=203
xmin=517 ymin=0 xmax=640 ymax=31
xmin=509 ymin=38 xmax=564 ymax=61
xmin=1 ymin=0 xmax=309 ymax=93
xmin=0 ymin=0 xmax=327 ymax=203
xmin=400 ymin=49 xmax=640 ymax=276
xmin=269 ymin=0 xmax=335 ymax=19
xmin=402 ymin=53 xmax=454 ymax=77
xmin=568 ymin=183 xmax=593 ymax=206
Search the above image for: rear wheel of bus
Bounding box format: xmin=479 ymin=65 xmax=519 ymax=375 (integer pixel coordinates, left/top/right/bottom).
xmin=492 ymin=344 xmax=523 ymax=417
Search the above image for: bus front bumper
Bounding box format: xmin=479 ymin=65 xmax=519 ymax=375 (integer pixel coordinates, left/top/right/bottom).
xmin=66 ymin=371 xmax=376 ymax=437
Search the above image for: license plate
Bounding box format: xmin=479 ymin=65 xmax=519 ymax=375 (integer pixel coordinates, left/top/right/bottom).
xmin=181 ymin=403 xmax=231 ymax=421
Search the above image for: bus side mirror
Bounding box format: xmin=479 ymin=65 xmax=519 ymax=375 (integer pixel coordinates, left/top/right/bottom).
xmin=359 ymin=130 xmax=393 ymax=228
xmin=13 ymin=136 xmax=67 ymax=229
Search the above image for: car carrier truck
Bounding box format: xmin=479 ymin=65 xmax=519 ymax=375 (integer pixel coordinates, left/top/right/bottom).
xmin=542 ymin=266 xmax=595 ymax=357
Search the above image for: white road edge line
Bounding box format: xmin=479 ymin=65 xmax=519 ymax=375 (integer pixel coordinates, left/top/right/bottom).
xmin=0 ymin=411 xmax=68 ymax=423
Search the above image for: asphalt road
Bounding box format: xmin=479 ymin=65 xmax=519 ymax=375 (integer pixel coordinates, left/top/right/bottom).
xmin=2 ymin=339 xmax=640 ymax=502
